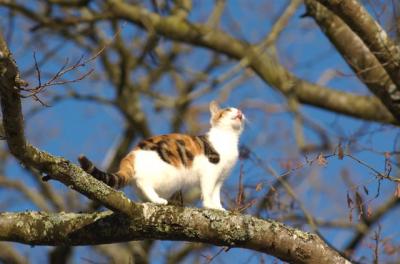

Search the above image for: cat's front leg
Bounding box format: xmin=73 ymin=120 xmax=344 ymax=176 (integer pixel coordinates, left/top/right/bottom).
xmin=211 ymin=181 xmax=226 ymax=211
xmin=200 ymin=172 xmax=225 ymax=210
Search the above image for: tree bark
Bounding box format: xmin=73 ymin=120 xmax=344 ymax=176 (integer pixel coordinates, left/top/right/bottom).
xmin=0 ymin=209 xmax=349 ymax=264
xmin=314 ymin=0 xmax=400 ymax=121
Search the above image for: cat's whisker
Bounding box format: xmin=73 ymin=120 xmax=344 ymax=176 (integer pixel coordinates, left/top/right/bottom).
xmin=244 ymin=117 xmax=252 ymax=127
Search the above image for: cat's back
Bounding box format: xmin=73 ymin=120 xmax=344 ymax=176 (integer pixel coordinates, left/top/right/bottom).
xmin=128 ymin=133 xmax=216 ymax=195
xmin=133 ymin=133 xmax=204 ymax=167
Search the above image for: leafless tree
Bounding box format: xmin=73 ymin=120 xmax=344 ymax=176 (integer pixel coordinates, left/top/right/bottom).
xmin=0 ymin=1 xmax=399 ymax=263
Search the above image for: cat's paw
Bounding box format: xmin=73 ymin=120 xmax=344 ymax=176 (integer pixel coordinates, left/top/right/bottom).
xmin=153 ymin=198 xmax=168 ymax=205
xmin=204 ymin=203 xmax=226 ymax=211
xmin=213 ymin=205 xmax=226 ymax=211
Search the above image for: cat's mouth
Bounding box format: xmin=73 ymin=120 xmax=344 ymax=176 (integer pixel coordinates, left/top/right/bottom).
xmin=233 ymin=110 xmax=243 ymax=121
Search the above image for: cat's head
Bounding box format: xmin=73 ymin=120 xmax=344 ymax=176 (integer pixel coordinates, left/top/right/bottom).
xmin=209 ymin=101 xmax=245 ymax=133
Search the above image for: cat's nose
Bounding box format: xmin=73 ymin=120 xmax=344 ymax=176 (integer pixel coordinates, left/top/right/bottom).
xmin=236 ymin=110 xmax=243 ymax=120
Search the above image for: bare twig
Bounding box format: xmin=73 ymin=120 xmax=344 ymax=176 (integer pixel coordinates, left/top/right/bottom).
xmin=20 ymin=25 xmax=123 ymax=105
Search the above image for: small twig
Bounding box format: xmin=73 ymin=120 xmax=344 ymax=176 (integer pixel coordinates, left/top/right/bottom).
xmin=202 ymin=247 xmax=228 ymax=264
xmin=344 ymin=154 xmax=399 ymax=182
xmin=20 ymin=25 xmax=123 ymax=105
xmin=372 ymin=225 xmax=382 ymax=264
xmin=33 ymin=52 xmax=41 ymax=88
xmin=236 ymin=162 xmax=245 ymax=207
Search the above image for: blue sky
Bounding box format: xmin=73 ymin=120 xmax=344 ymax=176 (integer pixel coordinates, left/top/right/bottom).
xmin=1 ymin=1 xmax=399 ymax=263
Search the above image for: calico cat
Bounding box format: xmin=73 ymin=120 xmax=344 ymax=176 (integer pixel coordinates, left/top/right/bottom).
xmin=78 ymin=101 xmax=245 ymax=210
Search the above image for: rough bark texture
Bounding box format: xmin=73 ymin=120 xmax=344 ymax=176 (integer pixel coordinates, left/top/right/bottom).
xmin=0 ymin=209 xmax=349 ymax=264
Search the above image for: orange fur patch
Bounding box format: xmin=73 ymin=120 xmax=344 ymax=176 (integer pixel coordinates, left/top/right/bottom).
xmin=211 ymin=108 xmax=231 ymax=126
xmin=117 ymin=153 xmax=135 ymax=186
xmin=135 ymin=134 xmax=206 ymax=168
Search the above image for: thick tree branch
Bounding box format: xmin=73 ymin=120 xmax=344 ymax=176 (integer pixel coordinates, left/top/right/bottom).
xmin=0 ymin=209 xmax=349 ymax=264
xmin=305 ymin=0 xmax=399 ymax=121
xmin=103 ymin=0 xmax=397 ymax=125
xmin=316 ymin=0 xmax=400 ymax=92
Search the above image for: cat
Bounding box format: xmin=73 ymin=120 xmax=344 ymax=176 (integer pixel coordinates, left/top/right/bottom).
xmin=78 ymin=101 xmax=245 ymax=210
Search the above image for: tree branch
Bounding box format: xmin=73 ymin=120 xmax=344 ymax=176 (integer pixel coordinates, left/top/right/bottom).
xmin=316 ymin=0 xmax=400 ymax=92
xmin=0 ymin=176 xmax=51 ymax=211
xmin=0 ymin=1 xmax=397 ymax=124
xmin=104 ymin=0 xmax=397 ymax=125
xmin=310 ymin=0 xmax=400 ymax=122
xmin=305 ymin=1 xmax=394 ymax=103
xmin=345 ymin=195 xmax=400 ymax=254
xmin=0 ymin=209 xmax=349 ymax=264
xmin=0 ymin=242 xmax=27 ymax=264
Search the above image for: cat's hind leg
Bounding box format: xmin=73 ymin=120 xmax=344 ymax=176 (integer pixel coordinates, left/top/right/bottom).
xmin=136 ymin=180 xmax=168 ymax=205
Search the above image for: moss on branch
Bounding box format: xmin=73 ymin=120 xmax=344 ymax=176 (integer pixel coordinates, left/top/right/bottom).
xmin=0 ymin=207 xmax=349 ymax=264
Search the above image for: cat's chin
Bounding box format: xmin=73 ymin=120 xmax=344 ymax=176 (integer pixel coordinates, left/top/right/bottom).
xmin=231 ymin=123 xmax=244 ymax=132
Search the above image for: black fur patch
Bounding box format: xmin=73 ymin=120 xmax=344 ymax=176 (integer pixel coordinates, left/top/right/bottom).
xmin=185 ymin=149 xmax=194 ymax=162
xmin=176 ymin=140 xmax=190 ymax=167
xmin=138 ymin=141 xmax=148 ymax=149
xmin=196 ymin=135 xmax=220 ymax=164
xmin=156 ymin=140 xmax=173 ymax=164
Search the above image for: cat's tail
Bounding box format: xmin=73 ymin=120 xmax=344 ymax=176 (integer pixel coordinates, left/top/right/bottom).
xmin=78 ymin=155 xmax=133 ymax=189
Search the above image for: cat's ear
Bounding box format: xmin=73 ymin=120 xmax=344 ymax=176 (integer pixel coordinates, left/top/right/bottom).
xmin=209 ymin=101 xmax=220 ymax=115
